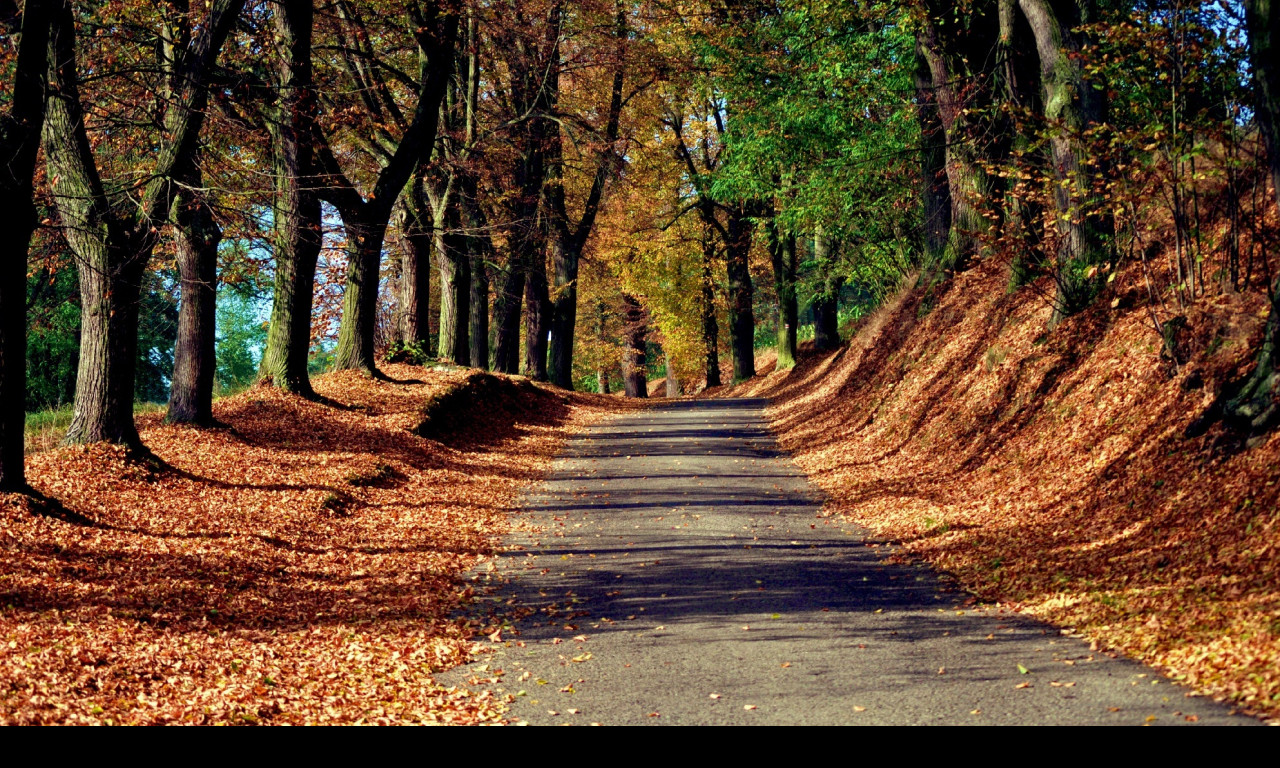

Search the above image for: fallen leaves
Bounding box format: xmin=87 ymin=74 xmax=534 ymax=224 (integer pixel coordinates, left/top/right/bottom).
xmin=742 ymin=256 xmax=1280 ymax=719
xmin=0 ymin=364 xmax=617 ymax=724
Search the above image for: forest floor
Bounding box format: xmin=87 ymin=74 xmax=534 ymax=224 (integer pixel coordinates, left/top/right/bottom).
xmin=0 ymin=365 xmax=621 ymax=724
xmin=715 ymin=258 xmax=1280 ymax=720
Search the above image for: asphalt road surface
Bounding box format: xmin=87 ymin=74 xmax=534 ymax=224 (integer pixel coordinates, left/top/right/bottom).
xmin=440 ymin=399 xmax=1255 ymax=725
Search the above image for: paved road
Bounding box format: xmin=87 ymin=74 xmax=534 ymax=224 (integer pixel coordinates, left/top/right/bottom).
xmin=441 ymin=399 xmax=1253 ymax=725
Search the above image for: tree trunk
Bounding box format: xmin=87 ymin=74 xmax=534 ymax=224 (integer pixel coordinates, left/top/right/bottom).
xmin=701 ymin=231 xmax=721 ymax=388
xmin=166 ymin=179 xmax=221 ymax=425
xmin=916 ymin=4 xmax=1002 ymax=269
xmin=333 ymin=216 xmax=387 ymax=373
xmin=396 ymin=180 xmax=432 ymax=350
xmin=66 ymin=247 xmax=146 ymax=445
xmin=547 ymin=232 xmax=580 ymax=389
xmin=464 ymin=185 xmax=490 ymax=369
xmin=998 ymin=0 xmax=1049 ymax=287
xmin=812 ymin=226 xmax=842 ymax=352
xmin=1224 ymin=0 xmax=1280 ymax=434
xmin=436 ymin=205 xmax=470 ymax=363
xmin=523 ymin=252 xmax=550 ymax=380
xmin=621 ymin=292 xmax=647 ymax=398
xmin=260 ymin=0 xmax=320 ymax=394
xmin=1018 ymin=0 xmax=1112 ymax=325
xmin=492 ymin=259 xmax=525 ymax=374
xmin=664 ymin=350 xmax=681 ymax=397
xmin=726 ymin=206 xmax=756 ymax=382
xmin=0 ymin=0 xmax=52 ymax=488
xmin=767 ymin=218 xmax=798 ymax=369
xmin=260 ymin=181 xmax=321 ymax=394
xmin=595 ymin=297 xmax=610 ymax=394
xmin=914 ymin=39 xmax=951 ymax=264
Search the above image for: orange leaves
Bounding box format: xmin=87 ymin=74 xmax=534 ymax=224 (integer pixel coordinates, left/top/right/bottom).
xmin=0 ymin=365 xmax=615 ymax=725
xmin=744 ymin=256 xmax=1280 ymax=719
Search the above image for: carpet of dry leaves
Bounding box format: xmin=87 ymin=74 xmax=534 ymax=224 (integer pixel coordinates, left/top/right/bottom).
xmin=0 ymin=365 xmax=615 ymax=725
xmin=726 ymin=259 xmax=1280 ymax=719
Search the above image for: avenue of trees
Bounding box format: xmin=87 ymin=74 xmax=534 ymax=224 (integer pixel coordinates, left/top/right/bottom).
xmin=3 ymin=0 xmax=1280 ymax=493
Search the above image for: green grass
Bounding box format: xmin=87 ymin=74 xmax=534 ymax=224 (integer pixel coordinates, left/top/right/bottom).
xmin=24 ymin=402 xmax=168 ymax=455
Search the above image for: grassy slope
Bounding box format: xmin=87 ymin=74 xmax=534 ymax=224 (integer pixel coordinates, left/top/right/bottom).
xmin=730 ymin=259 xmax=1280 ymax=718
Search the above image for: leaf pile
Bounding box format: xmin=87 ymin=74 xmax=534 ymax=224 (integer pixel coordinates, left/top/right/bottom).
xmin=733 ymin=259 xmax=1280 ymax=719
xmin=0 ymin=365 xmax=613 ymax=724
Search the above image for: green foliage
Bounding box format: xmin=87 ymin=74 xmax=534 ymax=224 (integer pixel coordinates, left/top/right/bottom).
xmin=382 ymin=340 xmax=433 ymax=367
xmin=703 ymin=1 xmax=922 ymax=314
xmin=26 ymin=255 xmax=80 ymax=411
xmin=134 ymin=272 xmax=180 ymax=404
xmin=216 ymin=288 xmax=270 ymax=395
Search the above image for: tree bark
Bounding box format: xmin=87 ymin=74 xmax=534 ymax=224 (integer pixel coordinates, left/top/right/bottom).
xmin=595 ymin=297 xmax=610 ymax=393
xmin=812 ymin=226 xmax=842 ymax=352
xmin=664 ymin=350 xmax=681 ymax=397
xmin=492 ymin=258 xmax=525 ymax=373
xmin=1018 ymin=0 xmax=1112 ymax=325
xmin=395 ymin=178 xmax=432 ymax=350
xmin=0 ymin=0 xmax=52 ymax=488
xmin=436 ymin=203 xmax=470 ymax=363
xmin=166 ymin=175 xmax=221 ymax=425
xmin=766 ymin=217 xmax=798 ymax=369
xmin=43 ymin=0 xmax=244 ymax=445
xmin=261 ymin=0 xmax=321 ymax=395
xmin=464 ymin=181 xmax=490 ymax=369
xmin=523 ymin=251 xmax=550 ymax=380
xmin=621 ymin=292 xmax=647 ymax=398
xmin=998 ymin=0 xmax=1049 ymax=287
xmin=726 ymin=206 xmax=756 ymax=382
xmin=701 ymin=228 xmax=721 ymax=388
xmin=332 ymin=215 xmax=387 ymax=372
xmin=914 ymin=39 xmax=951 ymax=264
xmin=916 ymin=2 xmax=1002 ymax=269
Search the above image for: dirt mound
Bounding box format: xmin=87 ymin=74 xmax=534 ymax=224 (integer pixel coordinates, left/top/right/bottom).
xmin=415 ymin=370 xmax=571 ymax=444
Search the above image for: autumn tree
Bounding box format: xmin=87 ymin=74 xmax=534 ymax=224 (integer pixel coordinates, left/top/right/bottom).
xmin=487 ymin=0 xmax=561 ymax=376
xmin=1220 ymin=0 xmax=1280 ymax=435
xmin=0 ymin=0 xmax=52 ymax=488
xmin=43 ymin=0 xmax=244 ymax=445
xmin=544 ymin=0 xmax=628 ymax=389
xmin=315 ymin=0 xmax=457 ymax=375
xmin=258 ymin=0 xmax=326 ymax=395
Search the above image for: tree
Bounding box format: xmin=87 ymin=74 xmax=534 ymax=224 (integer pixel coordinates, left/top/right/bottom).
xmin=544 ymin=0 xmax=627 ymax=389
xmin=488 ymin=0 xmax=561 ymax=376
xmin=1017 ymin=0 xmax=1112 ymax=325
xmin=43 ymin=0 xmax=245 ymax=445
xmin=318 ymin=0 xmax=458 ymax=375
xmin=0 ymin=0 xmax=52 ymax=488
xmin=1220 ymin=0 xmax=1280 ymax=435
xmin=166 ymin=2 xmax=224 ymax=425
xmin=260 ymin=0 xmax=323 ymax=395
